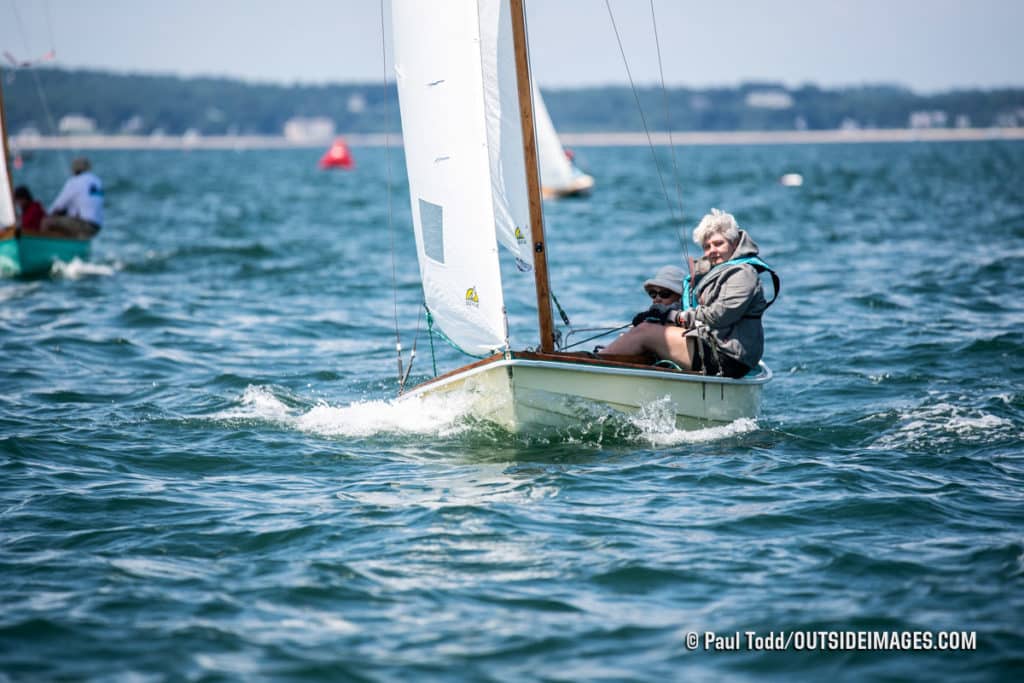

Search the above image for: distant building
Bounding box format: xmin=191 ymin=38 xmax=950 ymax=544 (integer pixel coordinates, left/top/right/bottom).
xmin=745 ymin=90 xmax=794 ymax=110
xmin=1003 ymin=108 xmax=1024 ymax=127
xmin=689 ymin=94 xmax=711 ymax=111
xmin=120 ymin=115 xmax=144 ymax=134
xmin=283 ymin=116 xmax=336 ymax=143
xmin=14 ymin=125 xmax=41 ymax=141
xmin=347 ymin=93 xmax=367 ymax=114
xmin=994 ymin=111 xmax=1019 ymax=127
xmin=58 ymin=114 xmax=97 ymax=135
xmin=909 ymin=110 xmax=948 ymax=128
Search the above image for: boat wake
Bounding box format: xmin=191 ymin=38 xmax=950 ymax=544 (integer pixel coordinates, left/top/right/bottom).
xmin=50 ymin=257 xmax=117 ymax=279
xmin=212 ymin=385 xmax=475 ymax=438
xmin=623 ymin=395 xmax=758 ymax=445
xmin=633 ymin=415 xmax=759 ymax=447
xmin=297 ymin=393 xmax=477 ymax=438
xmin=212 ymin=385 xmax=757 ymax=446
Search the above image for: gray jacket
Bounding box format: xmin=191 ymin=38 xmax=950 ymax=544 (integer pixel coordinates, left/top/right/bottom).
xmin=682 ymin=230 xmax=768 ymax=369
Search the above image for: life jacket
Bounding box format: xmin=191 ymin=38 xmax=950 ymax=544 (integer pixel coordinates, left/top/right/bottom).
xmin=682 ymin=256 xmax=780 ymax=313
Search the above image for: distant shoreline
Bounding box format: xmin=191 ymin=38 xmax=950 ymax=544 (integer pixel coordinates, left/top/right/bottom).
xmin=10 ymin=128 xmax=1024 ymax=150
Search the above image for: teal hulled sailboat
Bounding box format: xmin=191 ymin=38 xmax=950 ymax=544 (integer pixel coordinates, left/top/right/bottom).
xmin=0 ymin=68 xmax=93 ymax=277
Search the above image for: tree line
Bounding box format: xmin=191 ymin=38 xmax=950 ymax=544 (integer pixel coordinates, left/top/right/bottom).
xmin=4 ymin=68 xmax=1023 ymax=136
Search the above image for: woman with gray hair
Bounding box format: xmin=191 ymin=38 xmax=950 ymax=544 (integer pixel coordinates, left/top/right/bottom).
xmin=599 ymin=208 xmax=778 ymax=378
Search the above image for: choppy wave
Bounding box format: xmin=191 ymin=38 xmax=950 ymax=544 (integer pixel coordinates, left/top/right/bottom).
xmin=211 ymin=384 xmax=474 ymax=438
xmin=3 ymin=143 xmax=1023 ymax=679
xmin=869 ymin=391 xmax=1021 ymax=452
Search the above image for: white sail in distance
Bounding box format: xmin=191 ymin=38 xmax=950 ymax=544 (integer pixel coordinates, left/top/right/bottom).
xmin=533 ymin=83 xmax=575 ymax=192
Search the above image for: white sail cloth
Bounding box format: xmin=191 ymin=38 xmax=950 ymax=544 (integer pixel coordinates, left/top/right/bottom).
xmin=0 ymin=104 xmax=15 ymax=228
xmin=391 ymin=0 xmax=534 ymax=355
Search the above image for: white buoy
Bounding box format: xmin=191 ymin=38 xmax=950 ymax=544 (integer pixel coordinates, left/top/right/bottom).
xmin=780 ymin=173 xmax=804 ymax=187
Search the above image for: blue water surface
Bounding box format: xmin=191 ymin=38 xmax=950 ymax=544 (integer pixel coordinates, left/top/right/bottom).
xmin=1 ymin=141 xmax=1023 ymax=681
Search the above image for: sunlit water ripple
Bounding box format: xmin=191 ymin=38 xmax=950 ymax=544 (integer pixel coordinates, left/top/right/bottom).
xmin=2 ymin=142 xmax=1022 ymax=680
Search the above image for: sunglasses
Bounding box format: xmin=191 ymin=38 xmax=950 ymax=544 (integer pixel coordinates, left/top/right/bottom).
xmin=647 ymin=288 xmax=677 ymax=299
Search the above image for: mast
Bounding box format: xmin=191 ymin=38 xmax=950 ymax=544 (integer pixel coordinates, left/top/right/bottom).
xmin=509 ymin=0 xmax=555 ymax=353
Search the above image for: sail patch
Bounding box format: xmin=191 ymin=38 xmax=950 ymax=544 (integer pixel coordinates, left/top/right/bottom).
xmin=418 ymin=198 xmax=445 ymax=264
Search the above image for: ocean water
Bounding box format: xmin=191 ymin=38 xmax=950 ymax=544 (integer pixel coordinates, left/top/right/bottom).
xmin=2 ymin=141 xmax=1023 ymax=681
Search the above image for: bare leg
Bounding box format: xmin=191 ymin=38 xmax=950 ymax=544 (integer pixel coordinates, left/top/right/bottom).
xmin=599 ymin=322 xmax=697 ymax=368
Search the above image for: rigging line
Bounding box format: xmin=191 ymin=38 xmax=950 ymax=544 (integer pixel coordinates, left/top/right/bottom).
xmin=561 ymin=324 xmax=631 ymax=351
xmin=41 ymin=0 xmax=56 ymax=55
xmin=10 ymin=0 xmax=69 ymax=173
xmin=399 ymin=308 xmax=423 ymax=392
xmin=380 ymin=0 xmax=404 ymax=392
xmin=649 ymin=0 xmax=691 ymax=266
xmin=603 ymin=0 xmax=687 ymax=257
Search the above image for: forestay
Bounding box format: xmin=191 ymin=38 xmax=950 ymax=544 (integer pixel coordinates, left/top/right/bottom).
xmin=391 ymin=0 xmax=533 ymax=356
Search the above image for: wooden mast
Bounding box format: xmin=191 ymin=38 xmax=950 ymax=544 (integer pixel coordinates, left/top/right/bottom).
xmin=509 ymin=0 xmax=555 ymax=353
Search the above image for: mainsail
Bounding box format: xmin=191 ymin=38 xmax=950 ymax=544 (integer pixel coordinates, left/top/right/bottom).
xmin=0 ymin=79 xmax=15 ymax=229
xmin=391 ymin=0 xmax=533 ymax=356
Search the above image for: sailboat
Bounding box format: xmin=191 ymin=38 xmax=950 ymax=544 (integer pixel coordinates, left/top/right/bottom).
xmin=389 ymin=0 xmax=770 ymax=433
xmin=533 ymin=83 xmax=594 ymax=199
xmin=0 ymin=68 xmax=93 ymax=277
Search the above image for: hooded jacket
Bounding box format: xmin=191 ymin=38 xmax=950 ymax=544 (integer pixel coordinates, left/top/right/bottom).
xmin=680 ymin=230 xmax=769 ymax=369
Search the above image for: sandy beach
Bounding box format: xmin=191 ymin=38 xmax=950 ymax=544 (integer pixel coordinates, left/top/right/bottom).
xmin=10 ymin=127 xmax=1024 ymax=151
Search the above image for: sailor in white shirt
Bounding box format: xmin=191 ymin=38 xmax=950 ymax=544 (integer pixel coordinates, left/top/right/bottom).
xmin=41 ymin=157 xmax=104 ymax=238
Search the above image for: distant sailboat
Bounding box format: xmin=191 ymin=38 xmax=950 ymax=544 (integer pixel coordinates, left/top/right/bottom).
xmin=533 ymin=83 xmax=594 ymax=198
xmin=319 ymin=138 xmax=354 ymax=170
xmin=388 ymin=0 xmax=769 ymax=433
xmin=0 ymin=67 xmax=93 ymax=277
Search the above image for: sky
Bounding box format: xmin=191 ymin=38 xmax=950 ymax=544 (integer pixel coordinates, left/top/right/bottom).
xmin=2 ymin=0 xmax=1022 ymax=93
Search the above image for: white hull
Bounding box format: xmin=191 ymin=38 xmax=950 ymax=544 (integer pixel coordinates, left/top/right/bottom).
xmin=541 ymin=172 xmax=595 ymax=199
xmin=402 ymin=355 xmax=770 ymax=433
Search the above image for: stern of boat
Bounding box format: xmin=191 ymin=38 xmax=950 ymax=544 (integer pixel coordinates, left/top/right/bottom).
xmin=16 ymin=233 xmax=92 ymax=276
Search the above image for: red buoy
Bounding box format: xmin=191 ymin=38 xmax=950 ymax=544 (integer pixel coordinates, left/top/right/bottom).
xmin=319 ymin=138 xmax=354 ymax=170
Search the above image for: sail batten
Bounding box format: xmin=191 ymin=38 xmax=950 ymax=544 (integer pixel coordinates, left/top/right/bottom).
xmin=391 ymin=0 xmax=532 ymax=355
